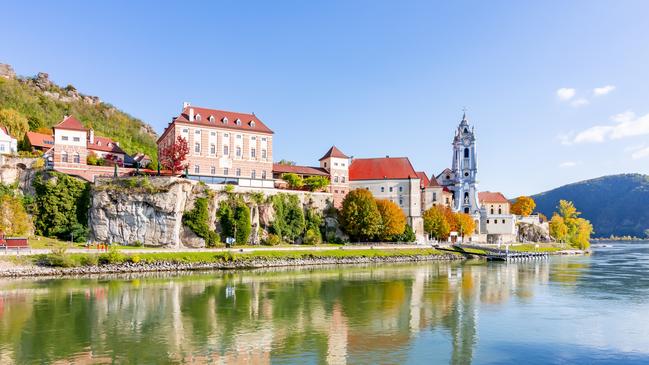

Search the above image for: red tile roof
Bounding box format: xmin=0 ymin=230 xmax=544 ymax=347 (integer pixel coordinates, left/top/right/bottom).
xmin=0 ymin=125 xmax=9 ymax=136
xmin=349 ymin=157 xmax=419 ymax=181
xmin=428 ymin=176 xmax=441 ymax=187
xmin=53 ymin=116 xmax=87 ymax=131
xmin=173 ymin=106 xmax=273 ymax=134
xmin=319 ymin=145 xmax=349 ymax=161
xmin=273 ymin=163 xmax=329 ymax=176
xmin=26 ymin=131 xmax=54 ymax=149
xmin=88 ymin=136 xmax=126 ymax=155
xmin=416 ymin=171 xmax=430 ymax=189
xmin=478 ymin=191 xmax=509 ymax=203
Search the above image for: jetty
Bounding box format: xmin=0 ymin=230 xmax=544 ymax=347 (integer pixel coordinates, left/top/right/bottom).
xmin=445 ymin=243 xmax=550 ymax=261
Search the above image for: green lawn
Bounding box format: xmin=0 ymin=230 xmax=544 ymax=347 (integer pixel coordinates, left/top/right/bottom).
xmin=508 ymin=243 xmax=567 ymax=253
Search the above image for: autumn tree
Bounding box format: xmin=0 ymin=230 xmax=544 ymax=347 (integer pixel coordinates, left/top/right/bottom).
xmin=511 ymin=196 xmax=536 ymax=216
xmin=160 ymin=136 xmax=189 ymax=174
xmin=0 ymin=194 xmax=32 ymax=236
xmin=375 ymin=199 xmax=406 ymax=241
xmin=282 ymin=173 xmax=304 ymax=190
xmin=549 ymin=214 xmax=568 ymax=242
xmin=455 ymin=213 xmax=477 ymax=238
xmin=550 ymin=200 xmax=593 ymax=249
xmin=423 ymin=205 xmax=451 ymax=241
xmin=0 ymin=108 xmax=29 ymax=141
xmin=339 ymin=189 xmax=382 ymax=241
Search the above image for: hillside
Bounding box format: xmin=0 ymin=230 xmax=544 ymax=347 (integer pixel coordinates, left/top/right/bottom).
xmin=0 ymin=63 xmax=158 ymax=162
xmin=532 ymin=174 xmax=649 ymax=238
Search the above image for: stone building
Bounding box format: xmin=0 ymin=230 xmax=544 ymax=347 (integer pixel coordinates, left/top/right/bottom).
xmin=157 ymin=102 xmax=274 ymax=188
xmin=477 ymin=192 xmax=517 ymax=243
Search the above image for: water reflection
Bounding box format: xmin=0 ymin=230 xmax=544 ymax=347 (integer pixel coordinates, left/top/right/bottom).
xmin=1 ymin=243 xmax=648 ymax=364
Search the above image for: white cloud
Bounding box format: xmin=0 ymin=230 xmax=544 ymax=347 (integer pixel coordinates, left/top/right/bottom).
xmin=632 ymin=146 xmax=649 ymax=160
xmin=570 ymin=98 xmax=590 ymax=107
xmin=559 ymin=161 xmax=579 ymax=168
xmin=566 ymin=111 xmax=649 ymax=144
xmin=556 ymin=88 xmax=576 ymax=101
xmin=593 ymin=85 xmax=616 ymax=96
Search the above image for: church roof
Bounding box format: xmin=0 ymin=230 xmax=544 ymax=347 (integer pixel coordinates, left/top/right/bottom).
xmin=349 ymin=157 xmax=418 ymax=181
xmin=319 ymin=145 xmax=348 ymax=161
xmin=478 ymin=191 xmax=509 ymax=204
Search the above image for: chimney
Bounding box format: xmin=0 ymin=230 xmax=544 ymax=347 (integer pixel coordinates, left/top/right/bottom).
xmin=189 ymin=108 xmax=195 ymax=122
xmin=89 ymin=128 xmax=94 ymax=144
xmin=183 ymin=101 xmax=191 ymax=109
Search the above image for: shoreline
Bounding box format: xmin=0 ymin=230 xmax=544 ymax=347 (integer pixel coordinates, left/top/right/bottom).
xmin=0 ymin=253 xmax=465 ymax=278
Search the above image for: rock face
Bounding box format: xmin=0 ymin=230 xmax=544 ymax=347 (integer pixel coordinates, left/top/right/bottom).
xmin=517 ymin=222 xmax=553 ymax=243
xmin=0 ymin=156 xmax=40 ymax=195
xmin=89 ymin=178 xmax=198 ymax=247
xmin=0 ymin=63 xmax=16 ymax=79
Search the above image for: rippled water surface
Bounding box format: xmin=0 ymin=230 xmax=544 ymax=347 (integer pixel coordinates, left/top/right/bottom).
xmin=1 ymin=242 xmax=649 ymax=364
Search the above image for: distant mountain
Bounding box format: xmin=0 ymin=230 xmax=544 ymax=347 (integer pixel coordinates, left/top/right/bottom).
xmin=0 ymin=63 xmax=158 ymax=161
xmin=532 ymin=174 xmax=649 ymax=238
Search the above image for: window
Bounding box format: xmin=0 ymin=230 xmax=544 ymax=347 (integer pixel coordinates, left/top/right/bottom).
xmin=487 ymin=219 xmax=490 ymax=224
xmin=490 ymin=208 xmax=494 ymax=214
xmin=341 ymin=177 xmax=345 ymax=183
xmin=262 ymin=170 xmax=267 ymax=179
xmin=261 ymin=149 xmax=267 ymax=159
xmin=251 ymin=148 xmax=256 ymax=158
xmin=399 ymin=186 xmax=403 ymax=192
xmin=61 ymin=152 xmax=68 ymax=163
xmin=224 ymin=167 xmax=229 ymax=175
xmin=210 ymin=166 xmax=216 ymax=175
xmin=210 ymin=131 xmax=216 ymax=136
xmin=195 ymin=129 xmax=201 ymax=135
xmin=62 ymin=136 xmax=69 ymax=141
xmin=73 ymin=153 xmax=80 ymax=163
xmin=195 ymin=143 xmax=201 ymax=153
xmin=399 ymin=198 xmax=403 ymax=206
xmin=324 ymin=162 xmax=328 ymax=168
xmin=498 ymin=208 xmax=502 ymax=214
xmin=195 ymin=114 xmax=201 ymax=121
xmin=381 ymin=187 xmax=385 ymax=192
xmin=250 ymin=121 xmax=256 ymax=127
xmin=341 ymin=163 xmax=346 ymax=167
xmin=502 ymin=219 xmax=506 ymax=224
xmin=224 ymin=145 xmax=229 ymax=155
xmin=73 ymin=137 xmax=80 ymax=142
xmin=235 ymin=118 xmax=241 ymax=125
xmin=209 ymin=116 xmax=215 ymax=123
xmin=236 ymin=134 xmax=242 ymax=139
xmin=222 ymin=117 xmax=228 ymax=124
xmin=182 ymin=128 xmax=189 ymax=133
xmin=334 ymin=176 xmax=339 ymax=183
xmin=464 ymin=148 xmax=469 ymax=158
xmin=251 ymin=136 xmax=256 ymax=141
xmin=236 ymin=146 xmax=242 ymax=157
xmin=224 ymin=133 xmax=229 ymax=138
xmin=251 ymin=170 xmax=256 ymax=179
xmin=464 ymin=172 xmax=469 ymax=177
xmin=389 ymin=187 xmax=393 ymax=192
xmin=194 ymin=165 xmax=200 ymax=174
xmin=236 ymin=168 xmax=241 ymax=177
xmin=334 ymin=162 xmax=338 ymax=166
xmin=494 ymin=220 xmax=498 ymax=224
xmin=464 ymin=128 xmax=468 ymax=133
xmin=433 ymin=192 xmax=437 ymax=201
xmin=262 ymin=137 xmax=267 ymax=142
xmin=210 ymin=144 xmax=216 ymax=155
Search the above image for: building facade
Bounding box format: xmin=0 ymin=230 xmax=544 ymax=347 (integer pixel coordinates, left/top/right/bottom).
xmin=157 ymin=103 xmax=274 ymax=188
xmin=477 ymin=192 xmax=517 ymax=243
xmin=449 ymin=113 xmax=480 ymax=214
xmin=348 ymin=157 xmax=424 ymax=237
xmin=319 ymin=146 xmax=350 ymax=208
xmin=0 ymin=126 xmax=17 ymax=155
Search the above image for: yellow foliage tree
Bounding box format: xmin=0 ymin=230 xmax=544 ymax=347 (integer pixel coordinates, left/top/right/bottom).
xmin=375 ymin=199 xmax=406 ymax=241
xmin=423 ymin=205 xmax=451 ymax=241
xmin=549 ymin=214 xmax=568 ymax=242
xmin=511 ymin=196 xmax=536 ymax=216
xmin=551 ymin=200 xmax=593 ymax=249
xmin=455 ymin=213 xmax=477 ymax=238
xmin=0 ymin=194 xmax=32 ymax=236
xmin=0 ymin=108 xmax=29 ymax=141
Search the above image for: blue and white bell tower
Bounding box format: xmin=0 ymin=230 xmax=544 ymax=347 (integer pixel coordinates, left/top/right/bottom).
xmin=450 ymin=113 xmax=480 ymax=214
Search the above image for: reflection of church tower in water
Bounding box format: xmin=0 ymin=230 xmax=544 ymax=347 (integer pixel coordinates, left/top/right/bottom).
xmin=450 ymin=113 xmax=480 ymax=214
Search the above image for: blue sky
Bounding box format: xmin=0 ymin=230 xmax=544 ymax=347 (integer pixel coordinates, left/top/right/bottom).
xmin=2 ymin=1 xmax=648 ymax=196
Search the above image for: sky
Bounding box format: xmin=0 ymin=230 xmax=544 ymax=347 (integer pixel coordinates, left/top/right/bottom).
xmin=1 ymin=1 xmax=648 ymax=197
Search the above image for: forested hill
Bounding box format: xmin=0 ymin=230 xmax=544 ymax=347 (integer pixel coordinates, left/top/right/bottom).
xmin=0 ymin=63 xmax=158 ymax=161
xmin=532 ymin=174 xmax=649 ymax=238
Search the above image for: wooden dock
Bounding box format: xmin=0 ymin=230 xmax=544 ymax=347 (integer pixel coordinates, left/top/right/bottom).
xmin=448 ymin=243 xmax=550 ymax=261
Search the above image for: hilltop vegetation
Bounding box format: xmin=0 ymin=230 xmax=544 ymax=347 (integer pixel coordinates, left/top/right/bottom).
xmin=0 ymin=64 xmax=158 ymax=161
xmin=533 ymin=174 xmax=649 ymax=238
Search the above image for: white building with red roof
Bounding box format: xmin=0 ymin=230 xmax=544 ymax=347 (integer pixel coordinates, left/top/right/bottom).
xmin=0 ymin=125 xmax=17 ymax=155
xmin=157 ymin=102 xmax=274 ymax=188
xmin=418 ymin=171 xmax=453 ymax=211
xmin=477 ymin=191 xmax=516 ymax=243
xmin=348 ymin=156 xmax=424 ymax=237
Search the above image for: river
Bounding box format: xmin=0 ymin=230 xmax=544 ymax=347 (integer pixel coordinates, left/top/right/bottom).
xmin=0 ymin=242 xmax=648 ymax=364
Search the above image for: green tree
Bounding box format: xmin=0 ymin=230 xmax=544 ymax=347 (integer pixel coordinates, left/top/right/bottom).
xmin=281 ymin=173 xmax=304 ymax=190
xmin=0 ymin=108 xmax=29 ymax=141
xmin=218 ymin=201 xmax=235 ymax=240
xmin=511 ymin=196 xmax=536 ymax=216
xmin=87 ymin=151 xmax=99 ymax=166
xmin=303 ymin=176 xmax=330 ymax=192
xmin=339 ymin=189 xmax=382 ymax=241
xmin=423 ymin=206 xmax=451 ymax=241
xmin=234 ymin=203 xmax=251 ymax=244
xmin=271 ymin=193 xmax=306 ymax=243
xmin=375 ymin=199 xmax=406 ymax=241
xmin=395 ymin=224 xmax=416 ymax=242
xmin=183 ymin=197 xmax=220 ymax=247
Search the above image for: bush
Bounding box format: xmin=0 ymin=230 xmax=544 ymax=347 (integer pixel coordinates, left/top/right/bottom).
xmin=130 ymin=255 xmax=141 ymax=264
xmin=303 ymin=228 xmax=322 ymax=245
xmin=98 ymin=247 xmax=126 ymax=265
xmin=271 ymin=193 xmax=305 ymax=243
xmin=132 ymin=240 xmax=144 ymax=247
xmin=281 ymin=173 xmax=303 ymax=190
xmin=183 ymin=197 xmax=220 ymax=247
xmin=79 ymin=254 xmax=99 ymax=266
xmin=262 ymin=233 xmax=282 ymax=246
xmin=32 ymin=158 xmax=45 ymax=169
xmin=303 ymin=176 xmax=330 ymax=192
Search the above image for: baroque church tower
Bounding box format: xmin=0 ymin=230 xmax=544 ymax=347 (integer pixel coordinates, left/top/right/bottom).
xmin=450 ymin=113 xmax=480 ymax=214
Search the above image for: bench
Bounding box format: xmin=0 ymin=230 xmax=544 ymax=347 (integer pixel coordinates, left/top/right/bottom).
xmin=0 ymin=237 xmax=31 ymax=254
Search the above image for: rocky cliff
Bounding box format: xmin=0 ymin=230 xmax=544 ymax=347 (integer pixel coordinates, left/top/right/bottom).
xmin=88 ymin=177 xmax=340 ymax=247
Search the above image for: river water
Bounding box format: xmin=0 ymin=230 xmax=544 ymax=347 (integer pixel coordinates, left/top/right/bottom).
xmin=0 ymin=242 xmax=648 ymax=364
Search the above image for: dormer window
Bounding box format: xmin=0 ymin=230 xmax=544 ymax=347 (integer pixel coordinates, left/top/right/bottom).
xmin=249 ymin=121 xmax=256 ymax=127
xmin=209 ymin=115 xmax=215 ymax=123
xmin=97 ymin=141 xmax=102 ymax=146
xmin=222 ymin=117 xmax=228 ymax=124
xmin=235 ymin=118 xmax=241 ymax=126
xmin=195 ymin=114 xmax=201 ymax=121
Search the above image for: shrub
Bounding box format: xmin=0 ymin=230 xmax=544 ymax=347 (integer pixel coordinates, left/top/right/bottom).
xmin=271 ymin=193 xmax=305 ymax=243
xmin=132 ymin=240 xmax=144 ymax=247
xmin=79 ymin=254 xmax=99 ymax=266
xmin=32 ymin=158 xmax=45 ymax=169
xmin=303 ymin=176 xmax=330 ymax=192
xmin=99 ymin=247 xmax=126 ymax=265
xmin=130 ymin=255 xmax=141 ymax=264
xmin=183 ymin=197 xmax=220 ymax=247
xmin=281 ymin=173 xmax=303 ymax=190
xmin=262 ymin=233 xmax=282 ymax=246
xmin=303 ymin=228 xmax=322 ymax=245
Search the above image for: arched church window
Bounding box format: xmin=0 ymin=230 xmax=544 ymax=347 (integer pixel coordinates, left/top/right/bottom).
xmin=464 ymin=128 xmax=468 ymax=133
xmin=446 ymin=175 xmax=450 ymax=180
xmin=464 ymin=207 xmax=469 ymax=213
xmin=464 ymin=192 xmax=469 ymax=204
xmin=464 ymin=148 xmax=469 ymax=158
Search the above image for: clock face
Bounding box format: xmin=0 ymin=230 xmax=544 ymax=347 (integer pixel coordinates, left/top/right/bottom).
xmin=463 ymin=138 xmax=470 ymax=146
